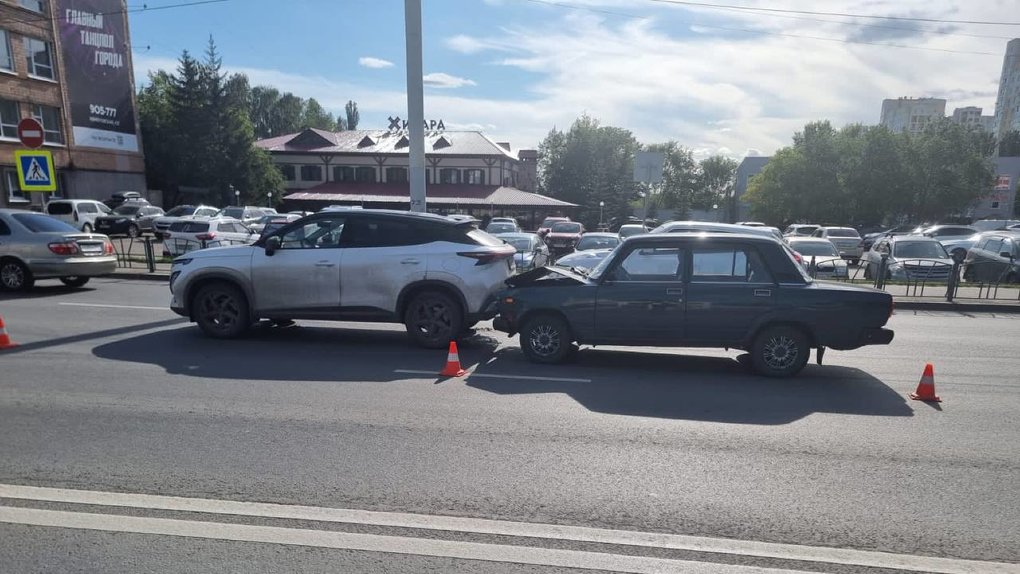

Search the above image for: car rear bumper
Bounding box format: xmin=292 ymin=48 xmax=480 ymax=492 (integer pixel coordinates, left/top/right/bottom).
xmin=28 ymin=256 xmax=118 ymax=278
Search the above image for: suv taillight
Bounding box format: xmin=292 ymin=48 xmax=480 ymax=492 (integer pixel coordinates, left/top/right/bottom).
xmin=458 ymin=247 xmax=515 ymax=266
xmin=48 ymin=242 xmax=81 ymax=256
xmin=196 ymin=232 xmax=216 ymax=241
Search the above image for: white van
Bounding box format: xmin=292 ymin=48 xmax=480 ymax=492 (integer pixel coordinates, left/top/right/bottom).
xmin=45 ymin=199 xmax=112 ymax=232
xmin=972 ymin=220 xmax=1020 ymax=232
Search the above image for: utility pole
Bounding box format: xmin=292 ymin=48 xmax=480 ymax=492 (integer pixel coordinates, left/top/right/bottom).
xmin=404 ymin=0 xmax=426 ymax=212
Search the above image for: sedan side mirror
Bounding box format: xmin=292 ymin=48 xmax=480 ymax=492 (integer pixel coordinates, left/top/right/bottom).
xmin=1000 ymin=251 xmax=1013 ymax=259
xmin=265 ymin=235 xmax=282 ymax=256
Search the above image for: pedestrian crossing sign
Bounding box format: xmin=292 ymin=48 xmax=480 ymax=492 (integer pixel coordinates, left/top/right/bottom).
xmin=14 ymin=150 xmax=56 ymax=192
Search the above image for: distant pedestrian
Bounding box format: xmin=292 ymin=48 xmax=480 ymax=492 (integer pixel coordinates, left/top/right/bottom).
xmin=479 ymin=214 xmax=492 ymax=230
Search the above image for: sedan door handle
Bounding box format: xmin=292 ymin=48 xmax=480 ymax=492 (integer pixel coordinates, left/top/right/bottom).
xmin=665 ymin=288 xmax=684 ymax=295
xmin=754 ymin=289 xmax=772 ymax=297
xmin=401 ymin=258 xmax=421 ymax=265
xmin=314 ymin=261 xmax=336 ymax=268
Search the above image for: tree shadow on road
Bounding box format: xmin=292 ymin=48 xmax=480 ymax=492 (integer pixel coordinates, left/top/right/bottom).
xmin=465 ymin=347 xmax=914 ymax=425
xmin=0 ymin=284 xmax=98 ymax=300
xmin=91 ymin=323 xmax=503 ymax=383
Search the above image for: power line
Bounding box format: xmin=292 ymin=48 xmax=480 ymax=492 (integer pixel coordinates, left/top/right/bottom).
xmin=644 ymin=0 xmax=1020 ymax=27
xmin=7 ymin=0 xmax=230 ymax=26
xmin=522 ymin=0 xmax=1001 ymax=56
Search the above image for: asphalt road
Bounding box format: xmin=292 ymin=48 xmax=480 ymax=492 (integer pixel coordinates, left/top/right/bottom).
xmin=1 ymin=278 xmax=1018 ymax=573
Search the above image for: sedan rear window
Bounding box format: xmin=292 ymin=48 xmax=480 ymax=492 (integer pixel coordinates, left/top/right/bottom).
xmin=169 ymin=221 xmax=211 ymax=233
xmin=165 ymin=205 xmax=196 ymax=217
xmin=12 ymin=213 xmax=79 ymax=233
xmin=790 ymin=242 xmax=839 ymax=257
xmin=893 ymin=241 xmax=949 ymax=259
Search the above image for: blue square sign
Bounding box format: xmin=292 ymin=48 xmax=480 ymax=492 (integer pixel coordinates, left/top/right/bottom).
xmin=15 ymin=150 xmax=56 ymax=192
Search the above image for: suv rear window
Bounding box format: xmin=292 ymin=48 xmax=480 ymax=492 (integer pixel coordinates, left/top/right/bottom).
xmin=169 ymin=221 xmax=211 ymax=233
xmin=46 ymin=202 xmax=72 ymax=215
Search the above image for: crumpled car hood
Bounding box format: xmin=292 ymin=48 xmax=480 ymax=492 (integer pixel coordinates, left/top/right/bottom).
xmin=505 ymin=266 xmax=591 ymax=288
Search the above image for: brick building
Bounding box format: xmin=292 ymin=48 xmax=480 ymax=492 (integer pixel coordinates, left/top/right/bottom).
xmin=1 ymin=0 xmax=146 ymax=209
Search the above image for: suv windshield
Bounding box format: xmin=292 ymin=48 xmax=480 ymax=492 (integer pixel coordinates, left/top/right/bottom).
xmin=165 ymin=206 xmax=196 ymax=217
xmin=894 ymin=241 xmax=949 ymax=259
xmin=827 ymin=228 xmax=860 ymax=238
xmin=792 ymin=242 xmax=839 ymax=257
xmin=113 ymin=205 xmax=143 ymax=216
xmin=577 ymin=235 xmax=620 ymax=250
xmin=505 ymin=237 xmax=534 ymax=252
xmin=486 ymin=222 xmax=517 ymax=234
xmin=46 ymin=202 xmax=73 ymax=215
xmin=541 ymin=218 xmax=566 ymax=228
xmin=219 ymin=207 xmax=244 ymax=219
xmin=552 ymin=222 xmax=582 ymax=233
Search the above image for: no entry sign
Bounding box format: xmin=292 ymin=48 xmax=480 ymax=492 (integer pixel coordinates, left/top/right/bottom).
xmin=17 ymin=118 xmax=45 ymax=149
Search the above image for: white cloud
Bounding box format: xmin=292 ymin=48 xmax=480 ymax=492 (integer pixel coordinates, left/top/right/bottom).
xmin=423 ymin=72 xmax=477 ymax=89
xmin=358 ymin=56 xmax=394 ymax=69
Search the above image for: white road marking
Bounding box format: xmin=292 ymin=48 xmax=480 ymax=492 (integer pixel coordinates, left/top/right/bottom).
xmin=0 ymin=506 xmax=790 ymax=574
xmin=394 ymin=369 xmax=592 ymax=383
xmin=0 ymin=484 xmax=1014 ymax=574
xmin=59 ymin=302 xmax=169 ymax=311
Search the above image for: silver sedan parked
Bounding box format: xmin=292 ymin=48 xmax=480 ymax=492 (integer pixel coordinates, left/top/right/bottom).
xmin=0 ymin=209 xmax=117 ymax=291
xmin=786 ymin=237 xmax=848 ymax=279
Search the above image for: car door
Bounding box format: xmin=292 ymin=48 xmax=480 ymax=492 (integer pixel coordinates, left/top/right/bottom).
xmin=250 ymin=214 xmax=346 ymax=315
xmin=975 ymin=237 xmax=1003 ymax=282
xmin=684 ymin=245 xmax=776 ymax=345
xmin=337 ymin=216 xmax=430 ymax=315
xmin=593 ymin=245 xmax=687 ymax=343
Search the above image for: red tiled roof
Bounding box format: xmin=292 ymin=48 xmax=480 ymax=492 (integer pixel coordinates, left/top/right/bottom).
xmin=284 ymin=183 xmax=576 ymax=208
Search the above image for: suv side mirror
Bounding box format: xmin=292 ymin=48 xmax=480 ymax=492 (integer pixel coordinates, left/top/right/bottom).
xmin=265 ymin=235 xmax=281 ymax=256
xmin=1000 ymin=251 xmax=1013 ymax=259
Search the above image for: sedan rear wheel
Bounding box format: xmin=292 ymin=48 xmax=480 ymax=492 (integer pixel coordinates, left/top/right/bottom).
xmin=751 ymin=325 xmax=810 ymax=378
xmin=82 ymin=223 xmax=93 ymax=233
xmin=520 ymin=314 xmax=575 ymax=364
xmin=194 ymin=282 xmax=250 ymax=339
xmin=60 ymin=276 xmax=90 ymax=288
xmin=0 ymin=259 xmax=34 ymax=292
xmin=127 ymin=224 xmax=140 ymax=238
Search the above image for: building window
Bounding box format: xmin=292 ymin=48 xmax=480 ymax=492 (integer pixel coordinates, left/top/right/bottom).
xmin=385 ymin=167 xmax=408 ymax=183
xmin=300 ymin=165 xmax=323 ymax=182
xmin=439 ymin=168 xmax=460 ymax=184
xmin=32 ymin=104 xmax=63 ymax=144
xmin=279 ymin=165 xmax=295 ymax=181
xmin=0 ymin=98 xmax=18 ymax=139
xmin=19 ymin=0 xmax=47 ymax=13
xmin=4 ymin=169 xmax=27 ymax=203
xmin=333 ymin=166 xmax=354 ymax=182
xmin=355 ymin=167 xmax=376 ymax=182
xmin=464 ymin=169 xmax=485 ymax=185
xmin=0 ymin=30 xmax=13 ymax=72
xmin=24 ymin=37 xmax=54 ymax=79
xmin=991 ymin=201 xmax=1000 ymax=209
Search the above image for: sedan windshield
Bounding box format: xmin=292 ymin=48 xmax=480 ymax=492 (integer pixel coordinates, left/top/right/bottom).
xmin=576 ymin=235 xmax=620 ymax=250
xmin=486 ymin=222 xmax=518 ymax=234
xmin=12 ymin=213 xmax=79 ymax=233
xmin=551 ymin=222 xmax=582 ymax=233
xmin=827 ymin=228 xmax=860 ymax=238
xmin=894 ymin=241 xmax=949 ymax=259
xmin=164 ymin=206 xmax=196 ymax=217
xmin=218 ymin=207 xmax=244 ymax=219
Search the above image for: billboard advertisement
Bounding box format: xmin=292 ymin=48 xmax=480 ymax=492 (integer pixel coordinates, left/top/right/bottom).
xmin=57 ymin=0 xmax=139 ymax=152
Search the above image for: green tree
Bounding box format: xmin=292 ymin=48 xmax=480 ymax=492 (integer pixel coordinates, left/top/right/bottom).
xmin=645 ymin=141 xmax=699 ymax=218
xmin=538 ymin=115 xmax=639 ymax=227
xmin=301 ymin=98 xmax=336 ymax=131
xmin=249 ymin=86 xmax=280 ymax=138
xmin=698 ymin=155 xmax=738 ymax=220
xmin=1000 ymin=130 xmax=1020 ymax=157
xmin=271 ymin=93 xmax=304 ymax=136
xmin=345 ymin=100 xmax=360 ymax=130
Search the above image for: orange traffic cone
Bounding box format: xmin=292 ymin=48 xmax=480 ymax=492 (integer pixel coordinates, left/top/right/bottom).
xmin=910 ymin=363 xmax=941 ymax=402
xmin=0 ymin=315 xmax=18 ymax=349
xmin=439 ymin=341 xmax=467 ymax=377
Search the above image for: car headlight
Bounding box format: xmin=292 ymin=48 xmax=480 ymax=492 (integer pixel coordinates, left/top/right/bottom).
xmin=173 ymin=257 xmax=193 ymax=266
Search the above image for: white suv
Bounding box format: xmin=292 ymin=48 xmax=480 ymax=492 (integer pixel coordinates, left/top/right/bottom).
xmin=169 ymin=210 xmax=516 ymax=348
xmin=44 ymin=200 xmax=111 ymax=232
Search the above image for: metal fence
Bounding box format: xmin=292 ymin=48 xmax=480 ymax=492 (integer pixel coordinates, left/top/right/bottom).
xmin=803 ymin=254 xmax=1020 ymax=302
xmin=111 ymin=236 xmax=254 ymax=274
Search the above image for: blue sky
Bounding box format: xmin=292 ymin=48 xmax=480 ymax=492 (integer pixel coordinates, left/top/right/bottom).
xmin=129 ymin=0 xmax=1016 ymax=156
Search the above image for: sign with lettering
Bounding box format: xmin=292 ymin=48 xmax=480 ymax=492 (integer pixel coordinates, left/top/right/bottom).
xmin=994 ymin=175 xmax=1011 ymax=191
xmin=57 ymin=0 xmax=139 ymax=152
xmin=387 ymin=116 xmax=446 ymax=133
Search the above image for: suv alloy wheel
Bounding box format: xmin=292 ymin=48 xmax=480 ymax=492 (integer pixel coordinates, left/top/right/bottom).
xmin=404 ymin=291 xmax=462 ymax=349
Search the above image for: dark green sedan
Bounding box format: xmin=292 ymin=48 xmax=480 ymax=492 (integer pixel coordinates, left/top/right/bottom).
xmin=493 ymin=233 xmax=894 ymax=377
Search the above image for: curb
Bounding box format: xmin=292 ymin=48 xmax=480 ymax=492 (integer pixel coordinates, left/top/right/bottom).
xmin=111 ymin=272 xmax=169 ymax=282
xmin=894 ymin=300 xmax=1020 ymax=314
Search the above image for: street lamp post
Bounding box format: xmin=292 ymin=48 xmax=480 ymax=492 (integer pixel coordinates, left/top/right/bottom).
xmin=599 ymin=201 xmax=605 ymax=228
xmin=712 ymin=203 xmax=719 ymax=222
xmin=231 ymin=185 xmax=238 ymax=206
xmin=267 ymin=191 xmax=273 ymax=208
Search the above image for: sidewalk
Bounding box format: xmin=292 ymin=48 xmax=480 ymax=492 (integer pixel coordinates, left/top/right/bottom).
xmin=109 ymin=266 xmax=1020 ymax=313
